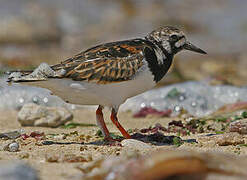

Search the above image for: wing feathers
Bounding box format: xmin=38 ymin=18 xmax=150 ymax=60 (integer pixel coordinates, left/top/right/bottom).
xmin=51 ymin=39 xmax=148 ymax=84
xmin=7 ymin=39 xmax=150 ymax=84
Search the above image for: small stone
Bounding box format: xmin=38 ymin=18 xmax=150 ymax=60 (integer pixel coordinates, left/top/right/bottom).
xmin=76 ymin=158 xmax=104 ymax=174
xmin=53 ymin=134 xmax=66 ymax=140
xmin=174 ymin=105 xmax=181 ymax=112
xmin=80 ymin=146 xmax=88 ymax=151
xmin=45 ymin=153 xmax=88 ymax=163
xmin=18 ymin=103 xmax=73 ymax=127
xmin=18 ymin=152 xmax=30 ymax=159
xmin=9 ymin=142 xmax=19 ymax=152
xmin=62 ymin=154 xmax=88 ymax=163
xmin=4 ymin=141 xmax=19 ymax=152
xmin=121 ymin=139 xmax=152 ymax=152
xmin=0 ymin=131 xmax=21 ymax=139
xmin=230 ymin=119 xmax=247 ymax=134
xmin=45 ymin=154 xmax=59 ymax=163
xmin=198 ymin=133 xmax=244 ymax=146
xmin=80 ymin=152 xmax=93 ymax=162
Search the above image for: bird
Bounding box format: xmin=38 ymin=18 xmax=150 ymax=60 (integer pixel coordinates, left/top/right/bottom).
xmin=7 ymin=26 xmax=206 ymax=142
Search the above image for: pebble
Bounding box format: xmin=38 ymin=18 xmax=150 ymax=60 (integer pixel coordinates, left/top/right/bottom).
xmin=45 ymin=154 xmax=60 ymax=163
xmin=8 ymin=142 xmax=19 ymax=152
xmin=45 ymin=153 xmax=88 ymax=163
xmin=62 ymin=154 xmax=88 ymax=163
xmin=0 ymin=131 xmax=21 ymax=139
xmin=18 ymin=103 xmax=73 ymax=127
xmin=230 ymin=119 xmax=247 ymax=134
xmin=198 ymin=132 xmax=245 ymax=146
xmin=121 ymin=139 xmax=152 ymax=152
xmin=53 ymin=134 xmax=66 ymax=140
xmin=3 ymin=141 xmax=19 ymax=152
xmin=18 ymin=152 xmax=30 ymax=159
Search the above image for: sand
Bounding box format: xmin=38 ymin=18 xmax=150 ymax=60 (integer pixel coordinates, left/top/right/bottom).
xmin=0 ymin=109 xmax=247 ymax=180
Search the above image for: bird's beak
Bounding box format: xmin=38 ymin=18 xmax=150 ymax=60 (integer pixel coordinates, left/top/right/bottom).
xmin=183 ymin=41 xmax=207 ymax=54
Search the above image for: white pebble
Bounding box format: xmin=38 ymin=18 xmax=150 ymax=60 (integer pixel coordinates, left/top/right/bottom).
xmin=4 ymin=142 xmax=19 ymax=152
xmin=121 ymin=139 xmax=152 ymax=151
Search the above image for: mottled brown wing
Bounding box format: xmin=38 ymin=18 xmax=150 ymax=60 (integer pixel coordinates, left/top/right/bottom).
xmin=52 ymin=39 xmax=147 ymax=84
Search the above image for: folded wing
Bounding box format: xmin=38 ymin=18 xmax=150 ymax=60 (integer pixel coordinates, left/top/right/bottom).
xmin=51 ymin=39 xmax=147 ymax=84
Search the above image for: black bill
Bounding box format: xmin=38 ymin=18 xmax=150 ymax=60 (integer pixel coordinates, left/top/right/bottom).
xmin=183 ymin=41 xmax=207 ymax=54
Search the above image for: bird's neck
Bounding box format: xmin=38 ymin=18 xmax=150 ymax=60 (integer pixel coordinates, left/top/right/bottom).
xmin=144 ymin=37 xmax=173 ymax=64
xmin=143 ymin=38 xmax=174 ymax=83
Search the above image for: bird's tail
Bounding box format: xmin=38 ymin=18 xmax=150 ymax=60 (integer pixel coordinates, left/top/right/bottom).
xmin=6 ymin=70 xmax=32 ymax=82
xmin=7 ymin=63 xmax=56 ymax=83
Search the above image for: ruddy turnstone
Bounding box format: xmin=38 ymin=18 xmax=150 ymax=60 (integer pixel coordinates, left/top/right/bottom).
xmin=8 ymin=26 xmax=206 ymax=141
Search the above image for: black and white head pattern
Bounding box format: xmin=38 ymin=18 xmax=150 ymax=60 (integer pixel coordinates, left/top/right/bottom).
xmin=146 ymin=26 xmax=186 ymax=57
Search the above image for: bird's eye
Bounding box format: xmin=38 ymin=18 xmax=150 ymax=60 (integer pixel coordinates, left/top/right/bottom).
xmin=170 ymin=35 xmax=179 ymax=41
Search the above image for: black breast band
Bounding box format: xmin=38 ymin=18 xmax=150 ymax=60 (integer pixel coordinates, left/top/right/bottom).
xmin=143 ymin=38 xmax=173 ymax=82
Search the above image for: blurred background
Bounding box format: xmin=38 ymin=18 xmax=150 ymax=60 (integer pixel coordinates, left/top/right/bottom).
xmin=0 ymin=0 xmax=247 ymax=86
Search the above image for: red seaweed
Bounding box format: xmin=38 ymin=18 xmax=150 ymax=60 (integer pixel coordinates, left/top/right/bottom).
xmin=133 ymin=107 xmax=172 ymax=118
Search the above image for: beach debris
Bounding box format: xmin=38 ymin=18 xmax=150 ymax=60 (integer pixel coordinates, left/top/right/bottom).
xmin=61 ymin=122 xmax=96 ymax=129
xmin=20 ymin=131 xmax=46 ymax=141
xmin=121 ymin=139 xmax=152 ymax=152
xmin=18 ymin=103 xmax=73 ymax=127
xmin=0 ymin=130 xmax=21 ymax=139
xmin=18 ymin=152 xmax=30 ymax=159
xmin=30 ymin=131 xmax=45 ymax=140
xmin=78 ymin=149 xmax=247 ymax=180
xmin=51 ymin=134 xmax=66 ymax=140
xmin=46 ymin=153 xmax=88 ymax=163
xmin=133 ymin=107 xmax=172 ymax=118
xmin=198 ymin=132 xmax=245 ymax=146
xmin=131 ymin=130 xmax=183 ymax=146
xmin=136 ymin=109 xmax=247 ymax=136
xmin=20 ymin=134 xmax=29 ymax=140
xmin=3 ymin=141 xmax=19 ymax=152
xmin=95 ymin=130 xmax=123 ymax=141
xmin=139 ymin=123 xmax=167 ymax=133
xmin=230 ymin=119 xmax=247 ymax=134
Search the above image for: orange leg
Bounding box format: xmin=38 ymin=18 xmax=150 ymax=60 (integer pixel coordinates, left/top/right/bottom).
xmin=110 ymin=108 xmax=131 ymax=139
xmin=96 ymin=105 xmax=114 ymax=141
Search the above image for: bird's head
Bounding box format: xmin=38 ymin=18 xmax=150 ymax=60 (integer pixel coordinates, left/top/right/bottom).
xmin=146 ymin=26 xmax=207 ymax=55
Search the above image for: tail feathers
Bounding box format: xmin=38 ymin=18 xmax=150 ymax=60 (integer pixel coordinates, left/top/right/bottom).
xmin=6 ymin=70 xmax=32 ymax=75
xmin=7 ymin=63 xmax=59 ymax=83
xmin=7 ymin=71 xmax=46 ymax=82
